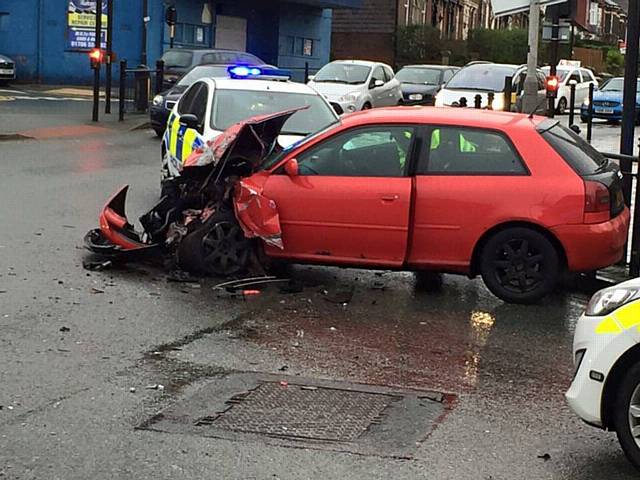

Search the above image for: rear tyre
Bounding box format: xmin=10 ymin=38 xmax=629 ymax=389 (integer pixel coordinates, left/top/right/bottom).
xmin=613 ymin=360 xmax=640 ymax=471
xmin=176 ymin=208 xmax=252 ymax=276
xmin=479 ymin=227 xmax=559 ymax=304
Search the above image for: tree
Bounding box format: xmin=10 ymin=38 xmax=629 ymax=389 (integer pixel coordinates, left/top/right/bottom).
xmin=395 ymin=25 xmax=443 ymax=67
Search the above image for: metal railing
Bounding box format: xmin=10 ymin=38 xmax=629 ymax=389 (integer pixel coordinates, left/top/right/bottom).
xmin=118 ymin=60 xmax=165 ymax=121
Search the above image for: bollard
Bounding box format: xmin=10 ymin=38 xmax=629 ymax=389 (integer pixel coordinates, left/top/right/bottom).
xmin=119 ymin=59 xmax=126 ymax=122
xmin=459 ymin=97 xmax=467 ymax=108
xmin=504 ymin=76 xmax=513 ymax=112
xmin=155 ymin=60 xmax=164 ymax=95
xmin=134 ymin=65 xmax=150 ymax=113
xmin=568 ymin=81 xmax=576 ymax=126
xmin=487 ymin=92 xmax=494 ymax=110
xmin=587 ymin=82 xmax=594 ymax=143
xmin=474 ymin=94 xmax=482 ymax=109
xmin=304 ymin=61 xmax=309 ymax=84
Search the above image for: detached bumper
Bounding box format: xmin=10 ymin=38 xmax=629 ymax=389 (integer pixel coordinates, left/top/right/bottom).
xmin=551 ymin=208 xmax=630 ymax=272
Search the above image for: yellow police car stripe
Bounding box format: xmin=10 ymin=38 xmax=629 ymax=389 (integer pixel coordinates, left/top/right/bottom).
xmin=169 ymin=116 xmax=181 ymax=159
xmin=595 ymin=301 xmax=640 ymax=334
xmin=182 ymin=129 xmax=198 ymax=164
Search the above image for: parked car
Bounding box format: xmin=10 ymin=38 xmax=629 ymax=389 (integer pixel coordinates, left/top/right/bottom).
xmin=0 ymin=54 xmax=16 ymax=83
xmin=566 ymin=278 xmax=640 ymax=470
xmin=160 ymin=48 xmax=266 ymax=88
xmin=307 ymin=60 xmax=402 ymax=114
xmin=435 ymin=63 xmax=547 ymax=113
xmin=541 ymin=65 xmax=598 ymax=113
xmin=396 ymin=65 xmax=459 ymax=105
xmin=150 ymin=63 xmax=273 ymax=137
xmin=88 ymin=107 xmax=628 ymax=304
xmin=580 ymin=77 xmax=640 ymax=123
xmin=161 ymin=67 xmax=339 ymax=181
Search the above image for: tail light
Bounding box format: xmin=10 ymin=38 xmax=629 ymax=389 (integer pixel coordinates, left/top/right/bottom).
xmin=584 ymin=180 xmax=610 ymax=224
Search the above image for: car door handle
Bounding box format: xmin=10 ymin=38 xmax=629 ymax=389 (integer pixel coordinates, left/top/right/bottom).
xmin=380 ymin=194 xmax=399 ymax=202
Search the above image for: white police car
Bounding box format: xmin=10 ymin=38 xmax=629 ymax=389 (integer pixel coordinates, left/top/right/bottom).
xmin=566 ymin=278 xmax=640 ymax=469
xmin=162 ymin=66 xmax=339 ymax=179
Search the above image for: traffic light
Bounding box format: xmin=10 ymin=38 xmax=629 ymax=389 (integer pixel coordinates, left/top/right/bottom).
xmin=89 ymin=48 xmax=104 ymax=69
xmin=545 ymin=75 xmax=559 ymax=99
xmin=165 ymin=6 xmax=178 ymax=26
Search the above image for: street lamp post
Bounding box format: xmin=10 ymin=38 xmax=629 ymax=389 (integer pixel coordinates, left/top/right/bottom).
xmin=522 ymin=0 xmax=541 ymax=114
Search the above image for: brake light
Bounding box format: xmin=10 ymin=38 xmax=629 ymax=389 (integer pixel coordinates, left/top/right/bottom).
xmin=584 ymin=180 xmax=610 ymax=223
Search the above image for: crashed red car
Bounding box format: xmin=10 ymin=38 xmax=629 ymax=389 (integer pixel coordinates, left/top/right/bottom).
xmin=86 ymin=107 xmax=629 ymax=304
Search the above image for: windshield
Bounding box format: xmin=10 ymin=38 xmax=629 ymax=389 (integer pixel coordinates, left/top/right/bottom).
xmin=161 ymin=50 xmax=193 ymax=69
xmin=178 ymin=66 xmax=229 ymax=86
xmin=600 ymin=78 xmax=640 ymax=92
xmin=446 ymin=65 xmax=516 ymax=91
xmin=396 ymin=68 xmax=441 ymax=85
xmin=313 ymin=63 xmax=371 ymax=84
xmin=211 ymin=90 xmax=338 ymax=135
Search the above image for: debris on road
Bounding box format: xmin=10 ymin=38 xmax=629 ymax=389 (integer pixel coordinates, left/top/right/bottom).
xmin=89 ymin=287 xmax=104 ymax=294
xmin=322 ymin=286 xmax=354 ymax=304
xmin=59 ymin=326 xmax=70 ymax=332
xmin=82 ymin=259 xmax=113 ymax=271
xmin=129 ymin=387 xmax=136 ymax=393
xmin=145 ymin=384 xmax=165 ymax=391
xmin=537 ymin=453 xmax=551 ymax=461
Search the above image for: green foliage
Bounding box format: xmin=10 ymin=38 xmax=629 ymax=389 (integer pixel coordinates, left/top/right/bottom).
xmin=467 ymin=28 xmax=529 ymax=64
xmin=395 ymin=24 xmax=443 ymax=66
xmin=605 ymin=49 xmax=624 ymax=76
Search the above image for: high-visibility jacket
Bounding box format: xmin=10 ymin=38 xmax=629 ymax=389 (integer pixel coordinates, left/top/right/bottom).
xmin=430 ymin=128 xmax=476 ymax=152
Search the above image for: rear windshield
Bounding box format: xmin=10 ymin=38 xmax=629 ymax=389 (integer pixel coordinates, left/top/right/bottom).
xmin=162 ymin=50 xmax=193 ymax=68
xmin=537 ymin=122 xmax=606 ymax=175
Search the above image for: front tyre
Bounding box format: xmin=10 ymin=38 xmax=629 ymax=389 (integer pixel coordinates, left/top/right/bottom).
xmin=479 ymin=227 xmax=559 ymax=304
xmin=614 ymin=361 xmax=640 ymax=471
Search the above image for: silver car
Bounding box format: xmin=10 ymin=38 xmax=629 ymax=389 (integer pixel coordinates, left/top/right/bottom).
xmin=0 ymin=54 xmax=16 ymax=82
xmin=308 ymin=60 xmax=403 ymax=114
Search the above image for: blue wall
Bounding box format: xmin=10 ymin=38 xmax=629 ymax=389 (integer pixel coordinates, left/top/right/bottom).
xmin=0 ymin=0 xmax=334 ymax=84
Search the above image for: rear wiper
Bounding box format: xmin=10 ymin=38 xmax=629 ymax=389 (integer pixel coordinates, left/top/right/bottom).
xmin=595 ymin=157 xmax=610 ymax=172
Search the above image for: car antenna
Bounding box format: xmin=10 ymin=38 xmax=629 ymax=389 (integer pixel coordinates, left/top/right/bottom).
xmin=528 ymin=98 xmax=548 ymax=119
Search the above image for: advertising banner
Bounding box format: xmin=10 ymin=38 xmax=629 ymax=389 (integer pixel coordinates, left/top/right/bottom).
xmin=67 ymin=0 xmax=108 ymax=50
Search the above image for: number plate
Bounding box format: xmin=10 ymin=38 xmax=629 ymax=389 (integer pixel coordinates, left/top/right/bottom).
xmin=0 ymin=69 xmax=14 ymax=75
xmin=595 ymin=108 xmax=614 ymax=114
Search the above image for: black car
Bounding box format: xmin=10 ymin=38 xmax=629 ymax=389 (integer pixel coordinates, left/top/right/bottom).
xmin=160 ymin=48 xmax=265 ymax=88
xmin=396 ymin=65 xmax=459 ymax=105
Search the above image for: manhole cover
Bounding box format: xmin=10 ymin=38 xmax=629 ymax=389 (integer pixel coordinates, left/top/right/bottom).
xmin=139 ymin=372 xmax=452 ymax=458
xmin=210 ymin=382 xmax=396 ymax=441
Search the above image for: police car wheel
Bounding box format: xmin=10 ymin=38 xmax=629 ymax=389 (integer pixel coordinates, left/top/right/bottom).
xmin=614 ymin=360 xmax=640 ymax=471
xmin=176 ymin=209 xmax=251 ymax=276
xmin=479 ymin=227 xmax=559 ymax=304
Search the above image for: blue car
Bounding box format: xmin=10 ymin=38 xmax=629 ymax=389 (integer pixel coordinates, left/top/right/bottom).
xmin=581 ymin=77 xmax=640 ymax=123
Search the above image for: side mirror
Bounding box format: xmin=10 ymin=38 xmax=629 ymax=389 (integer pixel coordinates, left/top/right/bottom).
xmin=284 ymin=158 xmax=299 ymax=177
xmin=372 ymin=79 xmax=384 ymax=89
xmin=179 ymin=114 xmax=200 ymax=130
xmin=307 ymin=74 xmax=315 ymax=82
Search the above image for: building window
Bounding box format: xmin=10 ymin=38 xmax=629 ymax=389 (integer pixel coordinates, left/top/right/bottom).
xmin=303 ymin=38 xmax=313 ymax=56
xmin=0 ymin=13 xmax=9 ymax=32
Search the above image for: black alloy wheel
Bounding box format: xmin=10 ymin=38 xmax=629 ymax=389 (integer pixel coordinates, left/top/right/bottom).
xmin=480 ymin=227 xmax=559 ymax=304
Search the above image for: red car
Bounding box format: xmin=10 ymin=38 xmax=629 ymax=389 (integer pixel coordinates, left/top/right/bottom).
xmin=86 ymin=107 xmax=629 ymax=304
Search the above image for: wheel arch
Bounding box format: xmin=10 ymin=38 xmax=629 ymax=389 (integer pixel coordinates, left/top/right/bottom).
xmin=601 ymin=343 xmax=640 ymax=430
xmin=470 ymin=221 xmax=568 ymax=277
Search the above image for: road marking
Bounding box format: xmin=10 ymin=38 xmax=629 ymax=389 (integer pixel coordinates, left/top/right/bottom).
xmin=0 ymin=96 xmax=15 ymax=102
xmin=8 ymin=95 xmax=91 ymax=102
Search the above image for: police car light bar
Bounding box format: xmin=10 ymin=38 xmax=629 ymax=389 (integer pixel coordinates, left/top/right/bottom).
xmin=227 ymin=65 xmax=293 ymax=81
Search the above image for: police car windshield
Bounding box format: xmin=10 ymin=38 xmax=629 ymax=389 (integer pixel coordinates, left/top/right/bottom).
xmin=313 ymin=63 xmax=371 ymax=84
xmin=446 ymin=65 xmax=516 ymax=91
xmin=161 ymin=50 xmax=193 ymax=68
xmin=178 ymin=66 xmax=229 ymax=86
xmin=211 ymin=89 xmax=338 ymax=135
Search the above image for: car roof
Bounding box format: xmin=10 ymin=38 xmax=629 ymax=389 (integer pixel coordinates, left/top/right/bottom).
xmin=330 ymin=59 xmax=387 ymax=68
xmin=401 ymin=65 xmax=456 ymax=70
xmin=340 ymin=106 xmax=546 ymax=130
xmin=165 ymin=48 xmax=249 ymax=54
xmin=209 ymin=78 xmax=320 ymax=94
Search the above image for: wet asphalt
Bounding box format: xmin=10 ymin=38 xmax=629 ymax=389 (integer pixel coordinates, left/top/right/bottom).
xmin=0 ymin=97 xmax=638 ymax=479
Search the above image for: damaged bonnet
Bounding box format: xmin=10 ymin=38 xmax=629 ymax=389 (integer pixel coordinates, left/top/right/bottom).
xmin=183 ymin=107 xmax=307 ymax=172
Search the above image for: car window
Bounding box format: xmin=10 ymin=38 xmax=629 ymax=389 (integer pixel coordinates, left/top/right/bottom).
xmin=177 ymin=83 xmax=202 ymax=114
xmin=418 ymin=127 xmax=527 ymax=175
xmin=568 ymin=71 xmax=581 ymax=84
xmin=383 ymin=66 xmax=394 ymax=82
xmin=538 ymin=122 xmax=606 ymax=175
xmin=371 ymin=66 xmax=386 ymax=85
xmin=580 ymin=69 xmax=594 ymax=82
xmin=537 ymin=72 xmax=546 ymax=90
xmin=296 ymin=126 xmax=414 ymax=177
xmin=191 ymin=84 xmax=208 ymax=123
xmin=443 ymin=69 xmax=454 ymax=83
xmin=162 ymin=50 xmax=193 ymax=68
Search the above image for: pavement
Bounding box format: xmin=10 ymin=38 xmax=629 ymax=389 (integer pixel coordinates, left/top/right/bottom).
xmin=0 ymin=95 xmax=639 ymax=479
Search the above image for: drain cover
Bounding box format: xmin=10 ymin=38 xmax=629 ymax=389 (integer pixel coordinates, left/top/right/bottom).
xmin=140 ymin=372 xmax=450 ymax=458
xmin=211 ymin=382 xmax=395 ymax=441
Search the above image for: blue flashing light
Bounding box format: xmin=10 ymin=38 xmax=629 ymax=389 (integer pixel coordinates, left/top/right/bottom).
xmin=227 ymin=65 xmax=293 ymax=81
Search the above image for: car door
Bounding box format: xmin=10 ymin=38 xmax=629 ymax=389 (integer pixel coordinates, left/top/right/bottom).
xmin=580 ymin=69 xmax=596 ymax=105
xmin=569 ymin=70 xmax=585 ymax=106
xmin=369 ymin=66 xmax=387 ymax=107
xmin=167 ymin=82 xmax=208 ymax=166
xmin=408 ymin=125 xmax=529 ymax=270
xmin=383 ymin=66 xmax=401 ymax=105
xmin=261 ymin=125 xmax=415 ymax=266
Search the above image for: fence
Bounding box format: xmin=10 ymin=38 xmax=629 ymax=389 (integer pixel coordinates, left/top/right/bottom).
xmin=118 ymin=60 xmax=165 ymax=121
